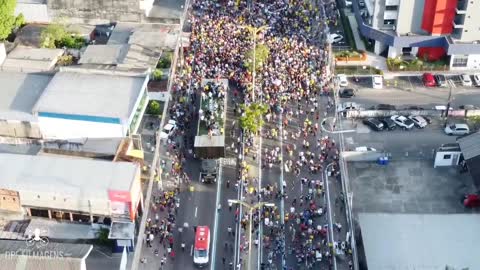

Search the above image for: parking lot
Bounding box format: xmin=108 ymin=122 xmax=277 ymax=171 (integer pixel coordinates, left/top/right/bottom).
xmin=339 ymin=74 xmax=480 ymax=110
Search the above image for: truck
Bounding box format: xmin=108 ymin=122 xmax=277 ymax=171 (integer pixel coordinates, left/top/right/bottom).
xmin=199 ymin=159 xmax=218 ymax=184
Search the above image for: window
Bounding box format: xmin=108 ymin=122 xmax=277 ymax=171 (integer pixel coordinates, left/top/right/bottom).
xmin=385 ymin=5 xmax=398 ymax=11
xmin=443 ymin=154 xmax=452 ymax=159
xmin=383 ymin=19 xmax=396 ymax=25
xmin=452 ymin=56 xmax=468 ymax=67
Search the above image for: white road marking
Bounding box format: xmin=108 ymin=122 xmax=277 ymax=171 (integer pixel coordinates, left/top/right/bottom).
xmin=210 ymin=160 xmax=223 ymax=270
xmin=194 ymin=207 xmax=198 ymax=218
xmin=190 ymin=244 xmax=194 ymax=256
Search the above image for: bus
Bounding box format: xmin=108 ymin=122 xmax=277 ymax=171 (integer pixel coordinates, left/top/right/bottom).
xmin=193 ymin=226 xmax=210 ymax=266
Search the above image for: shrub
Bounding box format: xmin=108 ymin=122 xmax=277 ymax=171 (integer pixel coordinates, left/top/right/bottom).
xmin=55 ymin=35 xmax=85 ymax=49
xmin=152 ymin=69 xmax=164 ymax=81
xmin=157 ymin=51 xmax=173 ymax=68
xmin=57 ymin=55 xmax=74 ymax=66
xmin=147 ymin=100 xmax=162 ymax=115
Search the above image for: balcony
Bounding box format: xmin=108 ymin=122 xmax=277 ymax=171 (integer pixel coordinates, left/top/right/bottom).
xmin=456 ymin=0 xmax=468 ymax=14
xmin=453 ymin=14 xmax=465 ymax=28
xmin=453 ymin=21 xmax=464 ymax=28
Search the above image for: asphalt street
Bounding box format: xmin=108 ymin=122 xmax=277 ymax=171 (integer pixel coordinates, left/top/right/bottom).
xmin=345 ymin=76 xmax=480 ymax=109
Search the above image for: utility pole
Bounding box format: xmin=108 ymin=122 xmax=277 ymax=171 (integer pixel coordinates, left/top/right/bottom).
xmin=444 ymin=79 xmax=455 ymax=127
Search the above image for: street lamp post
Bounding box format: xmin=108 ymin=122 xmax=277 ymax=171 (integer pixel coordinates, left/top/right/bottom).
xmin=324 ymin=163 xmax=338 ymax=270
xmin=242 ymin=25 xmax=269 ymax=102
xmin=228 ymin=200 xmax=274 ymax=270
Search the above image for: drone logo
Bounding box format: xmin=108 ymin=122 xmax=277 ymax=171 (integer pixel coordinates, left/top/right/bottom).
xmin=25 ymin=227 xmax=49 ymax=248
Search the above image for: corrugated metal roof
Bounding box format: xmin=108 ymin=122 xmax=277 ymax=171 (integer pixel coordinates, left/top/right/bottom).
xmin=0 ymin=153 xmax=138 ymax=215
xmin=0 ymin=240 xmax=92 ymax=270
xmin=457 ymin=132 xmax=480 ymax=160
xmin=33 ymin=71 xmax=147 ymax=121
xmin=359 ymin=213 xmax=480 ymax=270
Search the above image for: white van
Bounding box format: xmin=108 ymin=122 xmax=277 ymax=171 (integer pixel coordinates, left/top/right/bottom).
xmin=372 ymin=75 xmax=383 ymax=89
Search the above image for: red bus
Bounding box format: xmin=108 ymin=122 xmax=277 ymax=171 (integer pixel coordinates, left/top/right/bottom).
xmin=193 ymin=226 xmax=210 ymax=266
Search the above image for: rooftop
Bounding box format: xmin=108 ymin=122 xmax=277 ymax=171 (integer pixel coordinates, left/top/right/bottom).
xmin=0 ymin=72 xmax=53 ymax=122
xmin=1 ymin=46 xmax=63 ymax=72
xmin=359 ymin=213 xmax=480 ymax=270
xmin=78 ymin=45 xmax=129 ymax=65
xmin=33 ymin=71 xmax=147 ymax=121
xmin=0 ymin=153 xmax=138 ymax=211
xmin=0 ymin=239 xmax=92 ymax=262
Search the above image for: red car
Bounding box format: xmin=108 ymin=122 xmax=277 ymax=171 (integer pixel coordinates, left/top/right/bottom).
xmin=422 ymin=73 xmax=436 ymax=87
xmin=463 ymin=194 xmax=480 ymax=208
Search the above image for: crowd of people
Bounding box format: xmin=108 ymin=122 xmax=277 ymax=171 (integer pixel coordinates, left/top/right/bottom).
xmin=140 ymin=0 xmax=353 ymax=268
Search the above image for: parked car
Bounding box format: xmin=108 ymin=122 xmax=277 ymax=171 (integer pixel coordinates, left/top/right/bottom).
xmin=337 ymin=74 xmax=348 ymax=87
xmin=375 ymin=104 xmax=396 ymax=110
xmin=379 ymin=118 xmax=396 ymax=130
xmin=463 ymin=194 xmax=480 ymax=208
xmin=339 ymin=88 xmax=355 ymax=98
xmin=422 ymin=73 xmax=436 ymax=87
xmin=372 ymin=75 xmax=383 ymax=89
xmin=160 ymin=119 xmax=177 ymax=139
xmin=408 ymin=115 xmax=428 ymax=128
xmin=391 ymin=115 xmax=414 ymax=129
xmin=406 ymin=105 xmax=424 ymax=110
xmin=459 ymin=104 xmax=479 ymax=110
xmin=444 ymin=123 xmax=470 ymax=135
xmin=355 ymin=146 xmax=377 ymax=152
xmin=337 ymin=102 xmax=360 ymax=112
xmin=460 ymin=74 xmax=473 ymax=86
xmin=434 ymin=74 xmax=447 ymax=87
xmin=329 ymin=33 xmax=344 ymax=44
xmin=473 ymin=73 xmax=480 ymax=86
xmin=362 ymin=118 xmax=384 ymax=131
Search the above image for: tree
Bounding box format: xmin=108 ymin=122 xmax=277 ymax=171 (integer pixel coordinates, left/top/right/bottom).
xmin=147 ymin=100 xmax=162 ymax=115
xmin=240 ymin=103 xmax=268 ymax=134
xmin=0 ymin=0 xmax=19 ymax=40
xmin=40 ymin=23 xmax=67 ymax=48
xmin=244 ymin=44 xmax=270 ymax=72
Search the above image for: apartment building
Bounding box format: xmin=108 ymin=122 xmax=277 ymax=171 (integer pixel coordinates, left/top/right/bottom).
xmin=354 ymin=0 xmax=480 ymax=70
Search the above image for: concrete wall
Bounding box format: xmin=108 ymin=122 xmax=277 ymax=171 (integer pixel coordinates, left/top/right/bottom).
xmin=397 ymin=0 xmax=425 ymax=35
xmin=0 ymin=121 xmax=42 ymax=139
xmin=450 ymin=54 xmax=480 ymax=70
xmin=15 ymin=3 xmax=51 ymax=23
xmin=0 ymin=44 xmax=5 ymax=66
xmin=0 ymin=189 xmax=21 ymax=212
xmin=459 ymin=0 xmax=480 ymax=42
xmin=47 ymin=0 xmax=143 ymax=24
xmin=38 ymin=117 xmax=125 ymax=139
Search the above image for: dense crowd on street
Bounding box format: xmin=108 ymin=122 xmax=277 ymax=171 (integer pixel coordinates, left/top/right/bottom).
xmin=140 ymin=0 xmax=353 ymax=269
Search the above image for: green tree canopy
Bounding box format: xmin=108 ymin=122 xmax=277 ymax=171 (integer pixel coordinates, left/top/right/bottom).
xmin=0 ymin=0 xmax=19 ymax=40
xmin=147 ymin=100 xmax=162 ymax=115
xmin=240 ymin=103 xmax=268 ymax=134
xmin=244 ymin=44 xmax=270 ymax=72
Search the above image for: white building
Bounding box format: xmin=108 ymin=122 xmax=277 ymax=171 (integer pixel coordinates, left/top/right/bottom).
xmin=33 ymin=70 xmax=149 ymax=139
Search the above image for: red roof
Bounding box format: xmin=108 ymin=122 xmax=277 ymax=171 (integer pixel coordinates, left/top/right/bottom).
xmin=194 ymin=226 xmax=210 ymax=250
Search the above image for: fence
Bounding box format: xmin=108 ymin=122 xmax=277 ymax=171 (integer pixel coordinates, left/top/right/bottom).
xmin=345 ymin=109 xmax=480 ymax=118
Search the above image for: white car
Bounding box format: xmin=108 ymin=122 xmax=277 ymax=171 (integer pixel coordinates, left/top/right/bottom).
xmin=408 ymin=115 xmax=428 ymax=128
xmin=460 ymin=74 xmax=473 ymax=87
xmin=391 ymin=115 xmax=414 ymax=129
xmin=337 ymin=102 xmax=360 ymax=112
xmin=337 ymin=74 xmax=348 ymax=87
xmin=355 ymin=146 xmax=377 ymax=152
xmin=329 ymin=33 xmax=344 ymax=44
xmin=372 ymin=75 xmax=383 ymax=89
xmin=159 ymin=119 xmax=177 ymax=139
xmin=444 ymin=123 xmax=470 ymax=136
xmin=473 ymin=73 xmax=480 ymax=86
